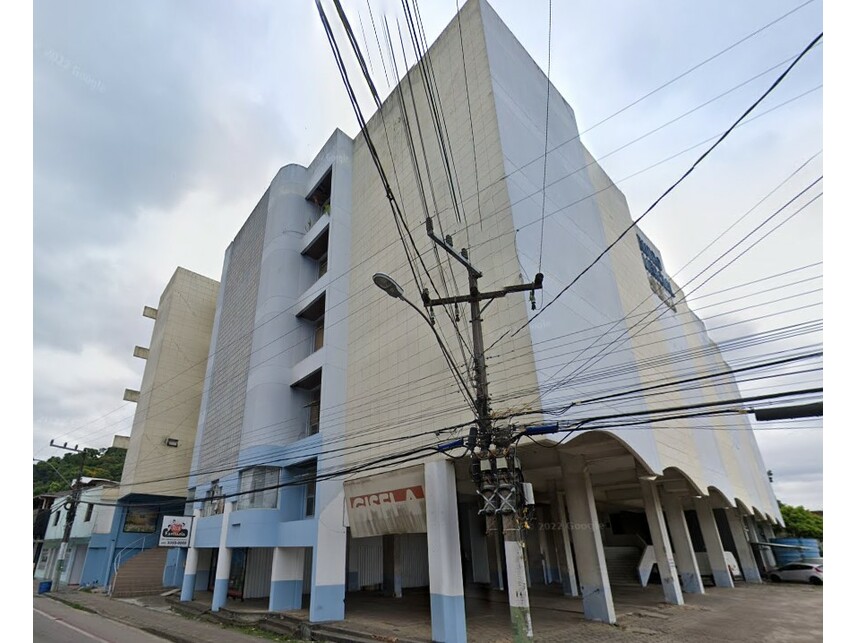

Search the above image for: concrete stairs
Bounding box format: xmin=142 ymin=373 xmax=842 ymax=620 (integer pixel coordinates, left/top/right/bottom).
xmin=110 ymin=547 xmax=168 ymax=598
xmin=604 ymin=546 xmax=642 ymax=587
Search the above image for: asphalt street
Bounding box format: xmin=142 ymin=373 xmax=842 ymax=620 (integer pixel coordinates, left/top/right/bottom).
xmin=34 ymin=598 xmax=170 ymax=643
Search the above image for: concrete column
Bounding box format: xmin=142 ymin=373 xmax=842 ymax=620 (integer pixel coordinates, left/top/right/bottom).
xmin=693 ymin=497 xmax=734 ymax=588
xmin=536 ymin=508 xmax=552 ymax=585
xmin=552 ymin=490 xmax=579 ymax=596
xmin=725 ymin=509 xmax=762 ymax=583
xmin=561 ymin=455 xmax=615 ymax=624
xmin=747 ymin=518 xmax=777 ymax=571
xmin=486 ymin=517 xmax=505 ymax=591
xmin=760 ymin=521 xmax=779 ymax=568
xmin=270 ymin=547 xmax=305 ymax=611
xmin=502 ymin=513 xmax=534 ymax=640
xmin=309 ymin=480 xmax=347 ymax=622
xmin=640 ymin=480 xmax=683 ymax=605
xmin=662 ymin=495 xmax=704 ymax=594
xmin=383 ymin=535 xmax=402 ymax=598
xmin=346 ymin=534 xmax=360 ymax=591
xmin=180 ymin=509 xmax=201 ymax=601
xmin=425 ymin=460 xmax=467 ymax=643
xmin=212 ymin=502 xmax=234 ymax=612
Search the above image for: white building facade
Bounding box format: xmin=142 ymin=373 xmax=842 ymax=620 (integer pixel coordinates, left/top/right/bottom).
xmin=182 ymin=1 xmax=783 ymax=638
xmin=34 ymin=481 xmax=118 ymax=587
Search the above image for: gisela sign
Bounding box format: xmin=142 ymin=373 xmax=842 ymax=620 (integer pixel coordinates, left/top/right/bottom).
xmin=344 ymin=466 xmax=427 ymax=537
xmin=349 ymin=485 xmax=424 ymax=509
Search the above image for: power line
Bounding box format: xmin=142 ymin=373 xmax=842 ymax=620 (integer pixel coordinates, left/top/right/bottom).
xmin=513 ymin=31 xmax=823 ymax=337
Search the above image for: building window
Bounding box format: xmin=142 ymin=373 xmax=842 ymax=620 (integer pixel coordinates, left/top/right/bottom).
xmin=313 ymin=318 xmax=325 ymax=352
xmin=84 ymin=503 xmax=94 ymax=522
xmin=203 ymin=481 xmax=224 ymax=517
xmin=237 ymin=467 xmax=280 ymax=510
xmin=123 ymin=507 xmax=158 ymax=533
xmin=53 ymin=510 xmax=60 ymax=526
xmin=290 ymin=460 xmax=318 ymax=518
xmin=318 ymin=254 xmax=328 ymax=279
xmin=307 ymin=389 xmax=321 ymax=436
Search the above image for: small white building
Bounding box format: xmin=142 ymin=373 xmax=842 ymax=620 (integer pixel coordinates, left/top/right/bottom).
xmin=34 ymin=478 xmax=119 ymax=587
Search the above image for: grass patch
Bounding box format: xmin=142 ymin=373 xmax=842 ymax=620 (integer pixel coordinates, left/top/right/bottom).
xmin=58 ymin=598 xmax=97 ymax=614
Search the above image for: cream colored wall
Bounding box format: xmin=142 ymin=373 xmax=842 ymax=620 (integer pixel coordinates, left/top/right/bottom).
xmin=582 ymin=149 xmax=777 ymax=518
xmin=344 ymin=0 xmax=541 ymax=472
xmin=120 ymin=267 xmax=219 ymax=497
xmin=340 ymin=0 xmax=778 ymax=521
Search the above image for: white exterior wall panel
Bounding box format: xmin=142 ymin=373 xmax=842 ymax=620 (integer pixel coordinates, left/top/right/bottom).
xmin=477 ymin=0 xmax=778 ymax=519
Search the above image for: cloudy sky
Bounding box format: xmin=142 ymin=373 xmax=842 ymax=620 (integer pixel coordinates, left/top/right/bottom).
xmin=29 ymin=0 xmax=827 ymax=509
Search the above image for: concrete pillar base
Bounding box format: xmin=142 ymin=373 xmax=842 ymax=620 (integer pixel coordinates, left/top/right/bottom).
xmin=426 ymin=461 xmax=467 ymax=643
xmin=561 ymin=454 xmax=615 ymax=624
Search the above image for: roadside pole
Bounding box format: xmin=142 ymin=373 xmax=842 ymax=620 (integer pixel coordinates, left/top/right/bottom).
xmin=420 ymin=222 xmax=542 ymax=642
xmin=49 ymin=440 xmax=87 ymax=590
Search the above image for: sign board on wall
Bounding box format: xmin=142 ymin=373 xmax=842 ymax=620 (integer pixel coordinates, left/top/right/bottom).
xmin=636 ymin=232 xmax=677 ymax=312
xmin=344 ymin=465 xmax=427 ymax=538
xmin=158 ymin=515 xmax=194 ymax=547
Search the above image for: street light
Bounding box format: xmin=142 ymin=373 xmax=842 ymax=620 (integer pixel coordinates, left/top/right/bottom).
xmin=372 ymin=272 xmax=404 ymax=300
xmin=372 ymin=232 xmax=543 ymax=641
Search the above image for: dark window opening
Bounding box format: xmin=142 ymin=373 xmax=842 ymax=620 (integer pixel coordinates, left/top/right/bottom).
xmin=307 ymin=388 xmax=321 ymax=436
xmin=290 ymin=460 xmax=318 ymax=518
xmin=313 ymin=318 xmax=325 ymax=352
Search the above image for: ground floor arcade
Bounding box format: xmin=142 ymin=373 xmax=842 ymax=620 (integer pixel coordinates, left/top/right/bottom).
xmin=178 ymin=432 xmax=781 ymax=641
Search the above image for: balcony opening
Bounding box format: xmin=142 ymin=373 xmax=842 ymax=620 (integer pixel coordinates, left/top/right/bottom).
xmin=307 ymin=169 xmax=332 ymax=216
xmin=297 ymin=291 xmax=325 ymax=325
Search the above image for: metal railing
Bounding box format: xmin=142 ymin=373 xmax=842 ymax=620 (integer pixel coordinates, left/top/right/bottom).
xmin=108 ymin=534 xmax=150 ymax=596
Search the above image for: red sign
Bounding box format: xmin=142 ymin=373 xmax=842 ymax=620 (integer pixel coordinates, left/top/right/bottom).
xmin=349 ymin=485 xmax=425 ymax=509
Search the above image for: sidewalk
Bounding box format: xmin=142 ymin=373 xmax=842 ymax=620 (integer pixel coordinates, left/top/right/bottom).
xmin=34 ymin=582 xmax=288 ymax=643
xmin=34 ymin=580 xmax=822 ymax=642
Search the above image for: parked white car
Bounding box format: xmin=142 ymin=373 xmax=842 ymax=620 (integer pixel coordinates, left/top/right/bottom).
xmin=769 ymin=561 xmax=823 ymax=585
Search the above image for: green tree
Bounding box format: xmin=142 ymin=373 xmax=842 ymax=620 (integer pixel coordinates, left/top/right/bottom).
xmin=33 ymin=447 xmax=127 ymax=497
xmin=778 ymin=501 xmax=823 ymax=540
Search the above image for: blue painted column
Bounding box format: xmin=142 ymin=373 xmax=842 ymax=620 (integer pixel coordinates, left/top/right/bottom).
xmin=211 ymin=502 xmax=234 ymax=612
xmin=425 ymin=460 xmax=467 ymax=643
xmin=180 ymin=509 xmax=201 ymax=601
xmin=693 ymin=496 xmax=734 ymax=588
xmin=725 ymin=508 xmax=762 ymax=583
xmin=662 ymin=495 xmax=704 ymax=594
xmin=270 ymin=547 xmax=305 ymax=611
xmin=640 ymin=479 xmax=683 ymax=605
xmin=560 ymin=454 xmax=615 ymax=624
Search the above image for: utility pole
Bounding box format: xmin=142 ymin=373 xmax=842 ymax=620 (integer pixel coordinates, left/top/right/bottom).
xmin=422 ymin=219 xmax=542 ymax=642
xmin=49 ymin=440 xmax=87 ymax=590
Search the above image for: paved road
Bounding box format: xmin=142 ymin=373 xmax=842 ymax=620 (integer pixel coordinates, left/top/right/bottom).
xmin=34 ymin=598 xmax=170 ymax=643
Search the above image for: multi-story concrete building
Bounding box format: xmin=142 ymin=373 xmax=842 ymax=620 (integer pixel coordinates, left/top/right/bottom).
xmin=83 ymin=266 xmax=219 ymax=590
xmin=180 ymin=1 xmax=784 ymax=639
